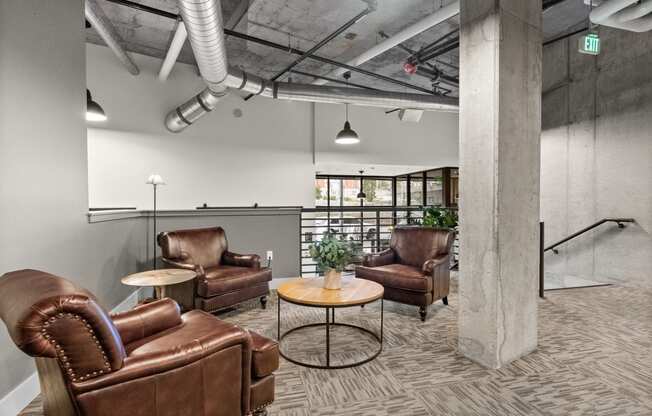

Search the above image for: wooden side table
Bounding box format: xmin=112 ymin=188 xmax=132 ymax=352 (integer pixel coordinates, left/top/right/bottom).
xmin=121 ymin=269 xmax=196 ymax=299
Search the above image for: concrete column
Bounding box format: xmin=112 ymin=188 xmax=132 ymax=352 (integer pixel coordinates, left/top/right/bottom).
xmin=458 ymin=0 xmax=541 ymax=368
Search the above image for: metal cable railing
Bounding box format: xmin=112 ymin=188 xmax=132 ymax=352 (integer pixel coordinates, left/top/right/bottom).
xmin=300 ymin=206 xmax=459 ymax=276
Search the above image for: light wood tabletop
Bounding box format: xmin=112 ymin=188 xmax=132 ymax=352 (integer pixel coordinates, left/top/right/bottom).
xmin=277 ymin=277 xmax=384 ymax=307
xmin=121 ymin=269 xmax=196 ymax=299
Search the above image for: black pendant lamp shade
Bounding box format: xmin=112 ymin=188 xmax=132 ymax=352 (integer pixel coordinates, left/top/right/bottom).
xmin=335 ymin=72 xmax=360 ymax=144
xmin=357 ymin=170 xmax=366 ymax=199
xmin=86 ymin=89 xmax=107 ymax=122
xmin=335 ymin=118 xmax=360 ymax=145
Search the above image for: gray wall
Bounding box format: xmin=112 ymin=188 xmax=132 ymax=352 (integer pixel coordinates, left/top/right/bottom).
xmin=0 ymin=0 xmax=146 ymax=400
xmin=541 ymin=28 xmax=652 ymax=287
xmin=140 ymin=209 xmax=301 ymax=279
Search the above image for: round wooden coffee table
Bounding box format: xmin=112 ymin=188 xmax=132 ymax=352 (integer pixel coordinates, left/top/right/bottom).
xmin=276 ymin=277 xmax=384 ymax=369
xmin=121 ymin=269 xmax=196 ymax=299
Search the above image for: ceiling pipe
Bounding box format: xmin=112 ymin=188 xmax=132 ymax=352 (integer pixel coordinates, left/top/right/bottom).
xmin=589 ymin=0 xmax=652 ymax=32
xmin=166 ymin=0 xmax=458 ymax=133
xmin=312 ymin=0 xmax=459 ymax=85
xmin=158 ymin=19 xmax=187 ymax=81
xmin=85 ymin=0 xmax=139 ymax=75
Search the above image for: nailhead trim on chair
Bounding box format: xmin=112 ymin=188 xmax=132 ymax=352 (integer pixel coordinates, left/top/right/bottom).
xmin=41 ymin=313 xmax=112 ymax=382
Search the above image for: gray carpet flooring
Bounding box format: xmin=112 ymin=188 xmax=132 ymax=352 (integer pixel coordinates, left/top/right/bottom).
xmin=20 ymin=275 xmax=652 ymax=415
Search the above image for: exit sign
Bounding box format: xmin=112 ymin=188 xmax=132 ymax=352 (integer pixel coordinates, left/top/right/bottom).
xmin=579 ymin=33 xmax=600 ymax=55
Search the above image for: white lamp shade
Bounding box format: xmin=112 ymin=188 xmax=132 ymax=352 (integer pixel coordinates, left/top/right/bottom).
xmin=146 ymin=174 xmax=165 ymax=185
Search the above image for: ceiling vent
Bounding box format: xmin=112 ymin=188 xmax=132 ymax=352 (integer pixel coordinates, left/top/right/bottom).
xmin=398 ymin=109 xmax=424 ymax=123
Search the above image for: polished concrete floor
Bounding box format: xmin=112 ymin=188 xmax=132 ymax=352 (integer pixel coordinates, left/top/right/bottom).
xmin=21 ymin=275 xmax=652 ymax=415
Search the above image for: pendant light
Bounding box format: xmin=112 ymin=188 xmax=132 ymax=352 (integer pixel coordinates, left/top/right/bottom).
xmin=86 ymin=89 xmax=107 ymax=122
xmin=357 ymin=170 xmax=366 ymax=199
xmin=335 ymin=72 xmax=360 ymax=144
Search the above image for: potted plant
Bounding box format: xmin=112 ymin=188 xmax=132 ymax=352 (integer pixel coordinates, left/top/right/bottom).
xmin=308 ymin=233 xmax=356 ymax=290
xmin=421 ymin=206 xmax=458 ymax=229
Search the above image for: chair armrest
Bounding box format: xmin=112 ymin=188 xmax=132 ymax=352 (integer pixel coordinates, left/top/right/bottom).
xmin=161 ymin=257 xmax=205 ymax=277
xmin=110 ymin=298 xmax=182 ymax=345
xmin=223 ymin=251 xmax=261 ymax=269
xmin=362 ymin=248 xmax=395 ymax=267
xmin=422 ymin=254 xmax=450 ymax=274
xmin=71 ymin=312 xmax=252 ymax=396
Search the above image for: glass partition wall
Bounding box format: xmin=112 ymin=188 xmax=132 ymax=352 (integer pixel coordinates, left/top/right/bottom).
xmin=314 ymin=167 xmax=458 ymax=209
xmin=302 ymin=167 xmax=458 ymax=276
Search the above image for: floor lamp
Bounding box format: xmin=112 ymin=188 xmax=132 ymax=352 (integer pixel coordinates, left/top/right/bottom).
xmin=146 ymin=174 xmax=165 ymax=269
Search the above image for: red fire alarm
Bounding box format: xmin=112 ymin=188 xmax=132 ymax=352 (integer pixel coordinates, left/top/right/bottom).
xmin=403 ymin=62 xmax=417 ymax=74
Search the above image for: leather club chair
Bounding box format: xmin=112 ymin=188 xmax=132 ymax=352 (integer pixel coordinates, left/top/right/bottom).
xmin=158 ymin=227 xmax=271 ymax=313
xmin=0 ymin=269 xmax=279 ymax=416
xmin=355 ymin=226 xmax=455 ymax=321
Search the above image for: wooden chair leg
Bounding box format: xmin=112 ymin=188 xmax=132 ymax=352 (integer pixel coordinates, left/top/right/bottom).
xmin=35 ymin=357 xmax=76 ymax=416
xmin=419 ymin=306 xmax=427 ymax=322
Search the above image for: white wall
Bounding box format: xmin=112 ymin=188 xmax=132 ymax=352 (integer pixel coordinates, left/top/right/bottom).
xmin=315 ymin=103 xmax=459 ymax=168
xmin=87 ymin=44 xmax=315 ymax=209
xmin=0 ymin=0 xmax=146 ymax=408
xmin=541 ymin=28 xmax=652 ymax=287
xmin=87 ymin=44 xmax=461 ymax=209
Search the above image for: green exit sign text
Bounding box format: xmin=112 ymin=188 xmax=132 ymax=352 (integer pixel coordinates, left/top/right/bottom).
xmin=579 ymin=33 xmax=600 ymax=55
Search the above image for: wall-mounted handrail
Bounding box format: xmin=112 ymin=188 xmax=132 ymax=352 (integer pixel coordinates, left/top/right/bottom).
xmin=544 ymin=218 xmax=635 ymax=253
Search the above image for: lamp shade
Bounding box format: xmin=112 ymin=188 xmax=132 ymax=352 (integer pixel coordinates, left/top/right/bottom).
xmin=146 ymin=174 xmax=165 ymax=185
xmin=357 ymin=190 xmax=366 ymax=199
xmin=86 ymin=89 xmax=107 ymax=122
xmin=335 ymin=121 xmax=360 ymax=145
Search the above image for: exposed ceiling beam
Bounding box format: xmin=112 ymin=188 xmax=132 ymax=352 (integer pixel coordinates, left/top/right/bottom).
xmin=102 ymin=0 xmax=438 ymax=95
xmin=244 ymin=7 xmax=372 ymax=100
xmin=289 ymin=69 xmax=381 ymax=91
xmin=224 ymin=29 xmax=438 ymax=95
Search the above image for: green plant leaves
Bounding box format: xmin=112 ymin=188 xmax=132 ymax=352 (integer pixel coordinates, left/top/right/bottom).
xmin=422 ymin=206 xmax=458 ymax=228
xmin=307 ymin=232 xmax=359 ymax=272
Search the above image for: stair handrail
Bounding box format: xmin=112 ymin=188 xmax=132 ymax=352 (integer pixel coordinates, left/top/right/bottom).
xmin=544 ymin=218 xmax=635 ymax=253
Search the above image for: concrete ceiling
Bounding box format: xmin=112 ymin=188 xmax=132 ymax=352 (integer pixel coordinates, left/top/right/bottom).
xmin=86 ymin=0 xmax=590 ymax=99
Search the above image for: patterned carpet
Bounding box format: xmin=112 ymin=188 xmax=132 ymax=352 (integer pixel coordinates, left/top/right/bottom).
xmin=20 ymin=274 xmax=652 ymax=416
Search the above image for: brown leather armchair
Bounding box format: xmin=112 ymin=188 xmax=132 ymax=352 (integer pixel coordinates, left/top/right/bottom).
xmin=158 ymin=227 xmax=272 ymax=313
xmin=355 ymin=226 xmax=455 ymax=321
xmin=0 ymin=269 xmax=279 ymax=416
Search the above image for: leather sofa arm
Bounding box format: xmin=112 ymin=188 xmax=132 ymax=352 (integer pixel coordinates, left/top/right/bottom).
xmin=249 ymin=331 xmax=279 ymax=378
xmin=111 ymin=299 xmax=182 ymax=345
xmin=362 ymin=248 xmax=395 ymax=267
xmin=223 ymin=251 xmax=261 ymax=269
xmin=71 ymin=312 xmax=252 ymax=395
xmin=422 ymin=254 xmax=449 ymax=274
xmin=161 ymin=257 xmax=205 ymax=277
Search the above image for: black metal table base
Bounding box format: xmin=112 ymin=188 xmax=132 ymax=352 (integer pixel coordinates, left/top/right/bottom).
xmin=277 ymin=298 xmax=383 ymax=369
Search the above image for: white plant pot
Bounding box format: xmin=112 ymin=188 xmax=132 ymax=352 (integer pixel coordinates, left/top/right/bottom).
xmin=323 ymin=269 xmax=342 ymax=290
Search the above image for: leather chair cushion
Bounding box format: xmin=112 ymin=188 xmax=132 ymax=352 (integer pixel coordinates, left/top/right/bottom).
xmin=356 ymin=264 xmax=431 ymax=292
xmin=73 ymin=310 xmax=249 ymax=394
xmin=197 ymin=266 xmax=272 ymax=297
xmin=250 ymin=331 xmax=279 ymax=378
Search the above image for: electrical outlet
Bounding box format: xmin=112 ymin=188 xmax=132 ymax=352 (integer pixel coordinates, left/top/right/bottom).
xmin=266 ymin=251 xmax=273 ymax=261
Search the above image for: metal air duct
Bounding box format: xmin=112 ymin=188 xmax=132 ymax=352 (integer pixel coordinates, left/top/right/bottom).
xmin=166 ymin=0 xmax=459 ymax=133
xmin=588 ymin=0 xmax=652 ymax=32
